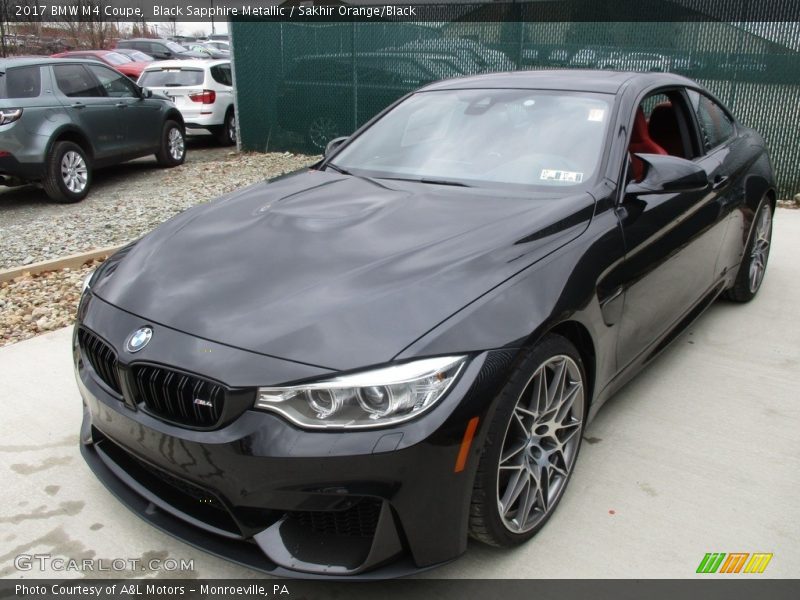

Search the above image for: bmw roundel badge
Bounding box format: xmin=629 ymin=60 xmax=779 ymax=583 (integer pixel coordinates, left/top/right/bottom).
xmin=126 ymin=327 xmax=153 ymax=353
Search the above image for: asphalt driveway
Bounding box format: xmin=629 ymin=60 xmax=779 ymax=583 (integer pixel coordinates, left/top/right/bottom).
xmin=1 ymin=210 xmax=798 ymax=580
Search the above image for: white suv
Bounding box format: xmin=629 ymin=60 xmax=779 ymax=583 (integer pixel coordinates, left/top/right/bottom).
xmin=138 ymin=59 xmax=236 ymax=145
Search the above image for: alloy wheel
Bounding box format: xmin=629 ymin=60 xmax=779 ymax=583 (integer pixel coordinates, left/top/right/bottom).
xmin=60 ymin=151 xmax=88 ymax=193
xmin=497 ymin=355 xmax=584 ymax=534
xmin=748 ymin=203 xmax=772 ymax=293
xmin=168 ymin=127 xmax=185 ymax=160
xmin=308 ymin=116 xmax=339 ymax=150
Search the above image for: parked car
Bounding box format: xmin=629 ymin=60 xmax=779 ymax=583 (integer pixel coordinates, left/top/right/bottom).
xmin=394 ymin=39 xmax=515 ymax=72
xmin=602 ymin=52 xmax=671 ymax=72
xmin=546 ymin=48 xmax=571 ymax=66
xmin=75 ymin=70 xmax=774 ymax=577
xmin=116 ymin=39 xmax=206 ymax=61
xmin=115 ymin=48 xmax=155 ymax=63
xmin=187 ymin=43 xmax=230 ymax=59
xmin=568 ymin=48 xmax=606 ymax=68
xmin=50 ymin=50 xmax=149 ymax=81
xmin=202 ymin=40 xmax=230 ymax=52
xmin=279 ymin=53 xmax=465 ymax=149
xmin=0 ymin=57 xmax=186 ymax=203
xmin=138 ymin=59 xmax=235 ymax=145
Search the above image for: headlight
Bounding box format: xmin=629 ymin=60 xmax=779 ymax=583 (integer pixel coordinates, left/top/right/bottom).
xmin=255 ymin=356 xmax=466 ymax=429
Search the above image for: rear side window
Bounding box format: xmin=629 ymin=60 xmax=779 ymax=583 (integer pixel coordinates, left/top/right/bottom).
xmin=139 ymin=68 xmax=204 ymax=87
xmin=687 ymin=90 xmax=735 ymax=152
xmin=1 ymin=66 xmax=42 ymax=98
xmin=53 ymin=64 xmax=106 ymax=98
xmin=87 ymin=64 xmax=138 ymax=98
xmin=210 ymin=64 xmax=232 ymax=86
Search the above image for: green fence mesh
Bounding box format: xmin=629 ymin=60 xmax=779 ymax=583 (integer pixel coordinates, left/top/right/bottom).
xmin=230 ymin=18 xmax=800 ymax=197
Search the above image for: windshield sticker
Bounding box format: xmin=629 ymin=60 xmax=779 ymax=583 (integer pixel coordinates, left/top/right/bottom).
xmin=588 ymin=108 xmax=605 ymax=122
xmin=540 ymin=169 xmax=584 ymax=183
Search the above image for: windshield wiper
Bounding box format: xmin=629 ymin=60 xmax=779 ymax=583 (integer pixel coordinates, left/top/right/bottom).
xmin=380 ymin=176 xmax=472 ymax=187
xmin=324 ymin=162 xmax=351 ymax=175
xmin=419 ymin=178 xmax=471 ymax=187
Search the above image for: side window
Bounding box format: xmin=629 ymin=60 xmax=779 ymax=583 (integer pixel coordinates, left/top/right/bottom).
xmin=5 ymin=66 xmax=42 ymax=98
xmin=87 ymin=64 xmax=137 ymax=98
xmin=628 ymin=90 xmax=696 ymax=181
xmin=220 ymin=65 xmax=232 ymax=86
xmin=687 ymin=90 xmax=735 ymax=152
xmin=210 ymin=65 xmax=232 ymax=86
xmin=53 ymin=64 xmax=106 ymax=98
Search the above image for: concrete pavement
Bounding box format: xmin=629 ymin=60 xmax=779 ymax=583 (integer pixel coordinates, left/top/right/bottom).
xmin=1 ymin=210 xmax=798 ymax=580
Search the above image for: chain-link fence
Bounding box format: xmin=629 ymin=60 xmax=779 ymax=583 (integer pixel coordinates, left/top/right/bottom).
xmin=230 ymin=17 xmax=800 ymax=197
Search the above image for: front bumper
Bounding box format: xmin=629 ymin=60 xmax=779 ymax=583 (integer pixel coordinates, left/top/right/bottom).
xmin=75 ymin=294 xmax=515 ymax=578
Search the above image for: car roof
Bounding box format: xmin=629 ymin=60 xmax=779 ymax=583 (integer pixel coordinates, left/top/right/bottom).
xmin=420 ymin=69 xmax=696 ymax=94
xmin=0 ymin=56 xmax=103 ymax=69
xmin=141 ymin=58 xmax=229 ymax=70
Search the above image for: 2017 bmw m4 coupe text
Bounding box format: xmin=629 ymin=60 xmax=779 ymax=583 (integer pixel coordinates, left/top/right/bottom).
xmin=74 ymin=70 xmax=775 ymax=578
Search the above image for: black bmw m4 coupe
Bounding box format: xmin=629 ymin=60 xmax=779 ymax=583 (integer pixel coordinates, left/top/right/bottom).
xmin=74 ymin=70 xmax=775 ymax=578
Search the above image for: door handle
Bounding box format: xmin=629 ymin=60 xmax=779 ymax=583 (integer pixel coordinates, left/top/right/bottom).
xmin=115 ymin=102 xmax=128 ymax=109
xmin=71 ymin=102 xmax=85 ymax=109
xmin=712 ymin=175 xmax=729 ymax=190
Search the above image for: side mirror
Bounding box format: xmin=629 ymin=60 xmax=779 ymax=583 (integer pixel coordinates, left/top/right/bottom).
xmin=626 ymin=153 xmax=710 ymax=196
xmin=324 ymin=136 xmax=349 ymax=158
xmin=140 ymin=87 xmax=153 ymax=99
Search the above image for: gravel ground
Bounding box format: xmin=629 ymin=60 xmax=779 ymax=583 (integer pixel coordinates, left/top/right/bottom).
xmin=0 ymin=141 xmax=318 ymax=269
xmin=0 ymin=259 xmax=103 ymax=346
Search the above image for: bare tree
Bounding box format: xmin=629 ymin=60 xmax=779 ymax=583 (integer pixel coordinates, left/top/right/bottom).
xmin=58 ymin=0 xmax=117 ymax=49
xmin=0 ymin=0 xmax=8 ymax=58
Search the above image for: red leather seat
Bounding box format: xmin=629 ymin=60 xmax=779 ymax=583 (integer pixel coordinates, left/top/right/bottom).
xmin=628 ymin=108 xmax=667 ymax=181
xmin=649 ymin=102 xmax=685 ymax=158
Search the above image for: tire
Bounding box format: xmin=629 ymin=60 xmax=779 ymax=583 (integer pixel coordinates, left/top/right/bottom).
xmin=215 ymin=109 xmax=236 ymax=146
xmin=469 ymin=334 xmax=587 ymax=547
xmin=723 ymin=198 xmax=773 ymax=303
xmin=155 ymin=120 xmax=186 ymax=167
xmin=42 ymin=141 xmax=91 ymax=203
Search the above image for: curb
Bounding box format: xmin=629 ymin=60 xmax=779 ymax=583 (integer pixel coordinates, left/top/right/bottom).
xmin=0 ymin=244 xmax=124 ymax=283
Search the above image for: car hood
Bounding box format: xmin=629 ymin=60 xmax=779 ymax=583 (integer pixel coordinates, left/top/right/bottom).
xmin=93 ymin=170 xmax=595 ymax=372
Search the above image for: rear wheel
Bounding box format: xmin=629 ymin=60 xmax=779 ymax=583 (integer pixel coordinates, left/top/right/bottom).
xmin=155 ymin=120 xmax=186 ymax=167
xmin=724 ymin=198 xmax=773 ymax=302
xmin=42 ymin=141 xmax=91 ymax=203
xmin=469 ymin=335 xmax=586 ymax=547
xmin=215 ymin=109 xmax=236 ymax=146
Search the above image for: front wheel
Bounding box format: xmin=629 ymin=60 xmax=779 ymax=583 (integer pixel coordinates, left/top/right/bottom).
xmin=155 ymin=120 xmax=186 ymax=167
xmin=43 ymin=141 xmax=92 ymax=203
xmin=469 ymin=335 xmax=586 ymax=547
xmin=724 ymin=198 xmax=773 ymax=302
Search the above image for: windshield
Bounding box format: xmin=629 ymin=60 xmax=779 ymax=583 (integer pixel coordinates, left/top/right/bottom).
xmin=166 ymin=41 xmax=187 ymax=53
xmin=330 ymin=89 xmax=612 ymax=189
xmin=104 ymin=52 xmax=132 ymax=65
xmin=139 ymin=68 xmax=204 ymax=87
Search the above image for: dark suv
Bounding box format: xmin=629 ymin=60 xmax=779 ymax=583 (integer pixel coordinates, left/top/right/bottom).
xmin=116 ymin=39 xmax=206 ymax=61
xmin=0 ymin=57 xmax=186 ymax=203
